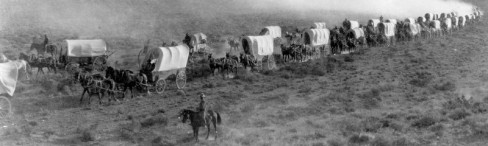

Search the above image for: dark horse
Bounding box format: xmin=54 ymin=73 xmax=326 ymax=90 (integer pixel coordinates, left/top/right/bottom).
xmin=19 ymin=52 xmax=57 ymax=75
xmin=105 ymin=66 xmax=145 ymax=98
xmin=178 ymin=109 xmax=222 ymax=141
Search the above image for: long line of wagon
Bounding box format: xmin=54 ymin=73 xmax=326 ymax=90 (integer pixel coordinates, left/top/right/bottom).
xmin=0 ymin=8 xmax=484 ymax=117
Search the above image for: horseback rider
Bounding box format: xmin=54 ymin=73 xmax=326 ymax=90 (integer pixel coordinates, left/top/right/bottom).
xmin=197 ymin=93 xmax=207 ymax=125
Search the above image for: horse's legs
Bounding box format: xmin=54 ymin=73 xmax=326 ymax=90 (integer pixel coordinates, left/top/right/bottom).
xmin=98 ymin=92 xmax=102 ymax=105
xmin=87 ymin=92 xmax=93 ymax=105
xmin=80 ymin=89 xmax=87 ymax=104
xmin=206 ymin=121 xmax=211 ymax=140
xmin=212 ymin=114 xmax=218 ymax=138
xmin=193 ymin=126 xmax=199 ymax=141
xmin=122 ymin=85 xmax=129 ymax=99
xmin=130 ymin=86 xmax=135 ymax=98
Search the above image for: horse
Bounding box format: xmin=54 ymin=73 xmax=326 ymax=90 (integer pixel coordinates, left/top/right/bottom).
xmin=101 ymin=78 xmax=120 ymax=102
xmin=330 ymin=29 xmax=348 ymax=54
xmin=105 ymin=66 xmax=144 ymax=98
xmin=77 ymin=73 xmax=106 ymax=105
xmin=239 ymin=53 xmax=257 ymax=71
xmin=120 ymin=70 xmax=145 ymax=98
xmin=222 ymin=58 xmax=239 ymax=78
xmin=227 ymin=38 xmax=240 ymax=52
xmin=178 ymin=109 xmax=222 ymax=141
xmin=280 ymin=44 xmax=293 ymax=62
xmin=105 ymin=66 xmax=127 ymax=90
xmin=208 ymin=54 xmax=224 ymax=76
xmin=19 ymin=52 xmax=52 ymax=75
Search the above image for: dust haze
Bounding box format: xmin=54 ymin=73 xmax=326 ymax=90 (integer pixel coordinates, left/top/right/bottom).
xmin=0 ymin=0 xmax=476 ymax=40
xmin=256 ymin=0 xmax=476 ymax=18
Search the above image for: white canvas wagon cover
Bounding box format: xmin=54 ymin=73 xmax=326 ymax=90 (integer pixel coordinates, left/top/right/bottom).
xmin=66 ymin=39 xmax=107 ymax=57
xmin=405 ymin=18 xmax=416 ymax=24
xmin=191 ymin=33 xmax=207 ymax=45
xmin=368 ymin=19 xmax=380 ymax=28
xmin=0 ymin=61 xmax=19 ymax=96
xmin=443 ymin=18 xmax=452 ymax=29
xmin=144 ymin=45 xmax=189 ymax=72
xmin=386 ymin=19 xmax=397 ymax=25
xmin=452 ymin=17 xmax=459 ymax=27
xmin=459 ymin=16 xmax=466 ymax=27
xmin=347 ymin=20 xmax=360 ymax=30
xmin=349 ymin=28 xmax=365 ymax=39
xmin=242 ymin=35 xmax=274 ymax=56
xmin=304 ymin=28 xmax=330 ymax=46
xmin=418 ymin=16 xmax=426 ymax=23
xmin=379 ymin=22 xmax=395 ymax=37
xmin=312 ymin=22 xmax=327 ymax=29
xmin=0 ymin=53 xmax=8 ymax=63
xmin=431 ymin=20 xmax=441 ymax=30
xmin=260 ymin=26 xmax=282 ymax=39
xmin=425 ymin=13 xmax=434 ymax=21
xmin=409 ymin=23 xmax=421 ymax=35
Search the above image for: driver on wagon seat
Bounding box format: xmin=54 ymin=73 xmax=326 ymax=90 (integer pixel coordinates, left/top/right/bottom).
xmin=142 ymin=59 xmax=156 ymax=83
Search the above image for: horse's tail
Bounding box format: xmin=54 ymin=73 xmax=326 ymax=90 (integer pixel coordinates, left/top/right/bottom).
xmin=216 ymin=112 xmax=222 ymax=124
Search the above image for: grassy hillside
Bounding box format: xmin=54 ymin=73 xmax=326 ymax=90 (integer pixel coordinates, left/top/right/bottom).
xmin=1 ymin=0 xmax=488 ymax=146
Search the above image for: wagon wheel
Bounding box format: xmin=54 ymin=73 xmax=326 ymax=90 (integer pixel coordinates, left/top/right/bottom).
xmin=93 ymin=57 xmax=106 ymax=71
xmin=0 ymin=96 xmax=12 ymax=118
xmin=176 ymin=70 xmax=187 ymax=89
xmin=155 ymin=79 xmax=167 ymax=94
xmin=65 ymin=63 xmax=79 ymax=74
xmin=267 ymin=55 xmax=276 ymax=70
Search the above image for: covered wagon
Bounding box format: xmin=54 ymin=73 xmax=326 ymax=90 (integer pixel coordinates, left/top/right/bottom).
xmin=259 ymin=26 xmax=282 ymax=39
xmin=303 ymin=28 xmax=330 ymax=56
xmin=425 ymin=13 xmax=434 ymax=21
xmin=139 ymin=45 xmax=189 ymax=93
xmin=407 ymin=23 xmax=421 ymax=38
xmin=368 ymin=19 xmax=381 ymax=32
xmin=346 ymin=28 xmax=366 ymax=53
xmin=405 ymin=18 xmax=416 ymax=24
xmin=343 ymin=20 xmax=360 ymax=30
xmin=417 ymin=16 xmax=426 ymax=24
xmin=429 ymin=20 xmax=442 ymax=37
xmin=459 ymin=16 xmax=466 ymax=28
xmin=386 ymin=19 xmax=397 ymax=25
xmin=312 ymin=22 xmax=327 ymax=29
xmin=451 ymin=17 xmax=459 ymax=29
xmin=442 ymin=18 xmax=452 ymax=34
xmin=0 ymin=60 xmax=29 ymax=118
xmin=189 ymin=33 xmax=208 ymax=53
xmin=241 ymin=35 xmax=276 ymax=70
xmin=62 ymin=39 xmax=109 ymax=73
xmin=378 ymin=22 xmax=396 ymax=46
